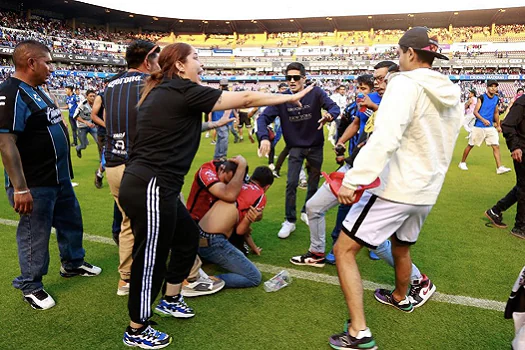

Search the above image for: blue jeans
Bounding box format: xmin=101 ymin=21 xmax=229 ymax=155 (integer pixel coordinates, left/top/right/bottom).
xmin=199 ymin=234 xmax=261 ymax=288
xmin=214 ymin=125 xmax=229 ymax=159
xmin=7 ymin=182 xmax=86 ymax=294
xmin=76 ymin=126 xmax=97 ymax=151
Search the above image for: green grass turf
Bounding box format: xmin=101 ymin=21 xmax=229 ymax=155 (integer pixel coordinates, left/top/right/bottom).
xmin=0 ymin=115 xmax=523 ymax=349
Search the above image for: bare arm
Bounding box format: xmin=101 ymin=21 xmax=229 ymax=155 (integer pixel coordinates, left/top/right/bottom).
xmin=207 ymin=156 xmax=247 ymax=203
xmin=337 ymin=117 xmax=360 ymax=145
xmin=0 ymin=133 xmax=33 ymax=214
xmin=91 ymin=96 xmax=105 ymax=127
xmin=211 ymin=86 xmax=313 ymax=112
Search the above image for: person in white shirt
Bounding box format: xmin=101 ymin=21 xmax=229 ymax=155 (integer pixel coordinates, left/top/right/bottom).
xmin=463 ymin=89 xmax=477 ymax=135
xmin=73 ymin=89 xmax=98 ymax=159
xmin=328 ymin=27 xmax=463 ymax=349
xmin=328 ymin=85 xmax=348 ymax=146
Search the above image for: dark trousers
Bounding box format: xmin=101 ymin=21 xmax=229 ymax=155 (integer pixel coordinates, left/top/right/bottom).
xmin=493 ymin=156 xmax=525 ymax=229
xmin=275 ymin=144 xmax=291 ymax=173
xmin=286 ymin=146 xmax=323 ymax=223
xmin=112 ymin=201 xmax=123 ymax=245
xmin=119 ymin=173 xmax=199 ymax=324
xmin=69 ymin=116 xmax=78 ymax=145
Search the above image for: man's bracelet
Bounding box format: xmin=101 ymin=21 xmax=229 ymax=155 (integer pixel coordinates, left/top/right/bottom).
xmin=14 ymin=189 xmax=30 ymax=195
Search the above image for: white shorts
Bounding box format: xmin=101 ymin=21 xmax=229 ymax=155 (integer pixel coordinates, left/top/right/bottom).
xmin=468 ymin=126 xmax=499 ymax=147
xmin=342 ymin=191 xmax=433 ymax=248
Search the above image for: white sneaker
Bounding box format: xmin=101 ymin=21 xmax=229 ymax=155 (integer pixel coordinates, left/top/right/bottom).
xmin=277 ymin=221 xmax=296 ymax=239
xmin=181 ymin=269 xmax=225 ymax=297
xmin=24 ymin=289 xmax=56 ymax=310
xmin=269 ymin=163 xmax=275 ymax=171
xmin=497 ymin=166 xmax=512 ymax=175
xmin=458 ymin=162 xmax=468 ymax=171
xmin=300 ymin=212 xmax=309 ymax=226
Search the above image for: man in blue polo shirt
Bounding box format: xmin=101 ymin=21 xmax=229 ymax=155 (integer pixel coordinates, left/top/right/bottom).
xmin=459 ymin=79 xmax=511 ymax=174
xmin=65 ymin=85 xmax=79 ymax=146
xmin=257 ymin=62 xmax=340 ymax=239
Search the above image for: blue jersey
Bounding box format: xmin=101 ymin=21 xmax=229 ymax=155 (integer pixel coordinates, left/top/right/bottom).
xmin=211 ymin=110 xmax=224 ymax=122
xmin=358 ymin=92 xmax=382 ymax=135
xmin=66 ymin=94 xmax=79 ymax=117
xmin=474 ymin=93 xmax=499 ymax=128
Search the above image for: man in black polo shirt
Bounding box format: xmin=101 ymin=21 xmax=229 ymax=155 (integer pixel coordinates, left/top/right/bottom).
xmin=104 ymin=40 xmax=160 ymax=296
xmin=0 ymin=40 xmax=101 ymax=310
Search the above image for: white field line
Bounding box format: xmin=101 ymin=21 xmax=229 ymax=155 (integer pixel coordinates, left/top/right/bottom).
xmin=0 ymin=218 xmax=506 ymax=312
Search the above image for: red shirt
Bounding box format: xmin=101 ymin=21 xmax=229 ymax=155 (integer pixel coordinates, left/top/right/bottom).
xmin=187 ymin=161 xmax=220 ymax=221
xmin=237 ymin=181 xmax=266 ymax=222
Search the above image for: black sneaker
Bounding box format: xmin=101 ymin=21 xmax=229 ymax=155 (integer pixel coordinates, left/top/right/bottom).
xmin=76 ymin=149 xmax=82 ymax=158
xmin=290 ymin=251 xmax=326 ymax=268
xmin=329 ymin=328 xmax=377 ymax=350
xmin=94 ymin=171 xmax=103 ymax=189
xmin=511 ymin=227 xmax=525 ymax=240
xmin=484 ymin=208 xmax=507 ymax=228
xmin=123 ymin=322 xmax=172 ymax=349
xmin=24 ymin=289 xmax=56 ymax=310
xmin=374 ymin=289 xmax=413 ymax=313
xmin=60 ymin=262 xmax=102 ymax=277
xmin=408 ymin=274 xmax=436 ymax=308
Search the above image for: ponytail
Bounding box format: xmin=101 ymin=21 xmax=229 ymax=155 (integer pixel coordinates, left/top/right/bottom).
xmin=138 ymin=70 xmax=163 ymax=107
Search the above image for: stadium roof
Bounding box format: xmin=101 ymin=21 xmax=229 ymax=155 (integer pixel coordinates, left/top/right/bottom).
xmin=77 ymin=0 xmax=524 ymax=21
xmin=9 ymin=0 xmax=525 ymax=34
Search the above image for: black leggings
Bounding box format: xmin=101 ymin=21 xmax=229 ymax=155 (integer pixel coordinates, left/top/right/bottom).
xmin=119 ymin=173 xmax=199 ymax=324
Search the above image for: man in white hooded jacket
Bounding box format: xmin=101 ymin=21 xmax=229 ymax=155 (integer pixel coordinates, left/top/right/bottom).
xmin=328 ymin=27 xmax=463 ymax=350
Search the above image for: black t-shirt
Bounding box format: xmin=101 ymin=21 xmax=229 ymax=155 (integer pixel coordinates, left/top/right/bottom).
xmin=96 ymin=91 xmax=106 ymax=137
xmin=103 ymin=71 xmax=148 ymax=167
xmin=0 ymin=77 xmax=73 ymax=187
xmin=125 ymin=76 xmax=222 ymax=191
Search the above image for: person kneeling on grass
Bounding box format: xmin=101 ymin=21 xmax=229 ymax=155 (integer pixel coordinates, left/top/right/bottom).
xmin=198 ymin=166 xmax=274 ymax=288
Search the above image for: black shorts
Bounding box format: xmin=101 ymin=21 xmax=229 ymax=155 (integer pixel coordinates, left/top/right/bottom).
xmin=238 ymin=112 xmax=251 ymax=128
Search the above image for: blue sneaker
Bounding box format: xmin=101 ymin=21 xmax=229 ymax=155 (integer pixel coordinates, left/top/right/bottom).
xmin=326 ymin=251 xmax=336 ymax=265
xmin=368 ymin=251 xmax=380 ymax=260
xmin=154 ymin=295 xmax=195 ymax=318
xmin=123 ymin=323 xmax=172 ymax=349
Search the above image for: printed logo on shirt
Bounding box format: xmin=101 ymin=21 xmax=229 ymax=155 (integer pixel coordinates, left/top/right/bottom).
xmin=46 ymin=107 xmax=63 ymax=124
xmin=0 ymin=95 xmax=5 ymax=106
xmin=111 ymin=132 xmax=127 ymax=156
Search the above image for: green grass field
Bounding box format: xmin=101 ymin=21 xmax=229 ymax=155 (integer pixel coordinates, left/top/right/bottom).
xmin=0 ymin=116 xmax=523 ymax=349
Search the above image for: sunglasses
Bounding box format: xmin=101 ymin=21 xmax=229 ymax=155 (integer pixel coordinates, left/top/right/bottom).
xmin=285 ymin=75 xmax=304 ymax=82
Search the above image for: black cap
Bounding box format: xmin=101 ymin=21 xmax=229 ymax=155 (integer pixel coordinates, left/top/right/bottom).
xmin=487 ymin=79 xmax=499 ymax=87
xmin=398 ymin=27 xmax=449 ymax=60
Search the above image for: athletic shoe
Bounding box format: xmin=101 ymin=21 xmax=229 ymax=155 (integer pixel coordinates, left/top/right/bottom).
xmin=210 ymin=140 xmax=216 ymax=145
xmin=298 ymin=180 xmax=308 ymax=189
xmin=368 ymin=250 xmax=380 ymax=260
xmin=408 ymin=274 xmax=436 ymax=308
xmin=123 ymin=323 xmax=172 ymax=349
xmin=60 ymin=262 xmax=102 ymax=277
xmin=268 ymin=163 xmax=275 ymax=171
xmin=290 ymin=251 xmax=326 ymax=268
xmin=117 ymin=279 xmax=130 ymax=296
xmin=277 ymin=220 xmax=296 ymax=239
xmin=484 ymin=208 xmax=508 ymax=229
xmin=328 ymin=328 xmax=377 ymax=350
xmin=76 ymin=149 xmax=82 ymax=158
xmin=204 ymin=132 xmax=210 ymax=138
xmin=300 ymin=212 xmax=309 ymax=226
xmin=94 ymin=171 xmax=103 ymax=189
xmin=272 ymin=171 xmax=280 ymax=178
xmin=497 ymin=166 xmax=512 ymax=175
xmin=154 ymin=295 xmax=195 ymax=318
xmin=181 ymin=275 xmax=225 ymax=297
xmin=326 ymin=251 xmax=336 ymax=265
xmin=458 ymin=162 xmax=468 ymax=170
xmin=24 ymin=289 xmax=56 ymax=310
xmin=511 ymin=227 xmax=525 ymax=240
xmin=374 ymin=289 xmax=413 ymax=313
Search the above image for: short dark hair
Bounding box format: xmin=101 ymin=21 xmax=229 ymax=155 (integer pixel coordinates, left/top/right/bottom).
xmin=126 ymin=40 xmax=160 ymax=69
xmin=250 ymin=166 xmax=274 ymax=187
xmin=356 ymin=74 xmax=374 ymax=90
xmin=518 ymin=88 xmax=524 ymax=93
xmin=65 ymin=86 xmax=74 ymax=91
xmin=217 ymin=160 xmax=238 ymax=175
xmin=86 ymin=89 xmax=96 ymax=96
xmin=285 ymin=62 xmax=306 ymax=76
xmin=12 ymin=40 xmax=50 ymax=69
xmin=388 ymin=64 xmax=400 ymax=73
xmin=373 ymin=61 xmax=397 ymax=70
xmin=338 ymin=85 xmax=346 ymax=90
xmin=399 ymin=46 xmax=435 ymax=65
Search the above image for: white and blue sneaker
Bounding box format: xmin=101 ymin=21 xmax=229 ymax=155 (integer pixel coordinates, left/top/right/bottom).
xmin=154 ymin=295 xmax=195 ymax=319
xmin=123 ymin=323 xmax=172 ymax=349
xmin=326 ymin=251 xmax=336 ymax=265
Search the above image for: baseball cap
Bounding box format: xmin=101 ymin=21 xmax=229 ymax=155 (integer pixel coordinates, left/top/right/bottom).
xmin=398 ymin=27 xmax=449 ymax=60
xmin=487 ymin=79 xmax=499 ymax=87
xmin=219 ymin=78 xmax=229 ymax=86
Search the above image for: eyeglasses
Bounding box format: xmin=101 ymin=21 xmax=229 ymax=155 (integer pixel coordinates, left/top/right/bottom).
xmin=373 ymin=76 xmax=385 ymax=83
xmin=285 ymin=75 xmax=304 ymax=82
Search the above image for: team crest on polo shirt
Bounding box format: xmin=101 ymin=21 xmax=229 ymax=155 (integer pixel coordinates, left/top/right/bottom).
xmin=46 ymin=106 xmax=62 ymax=124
